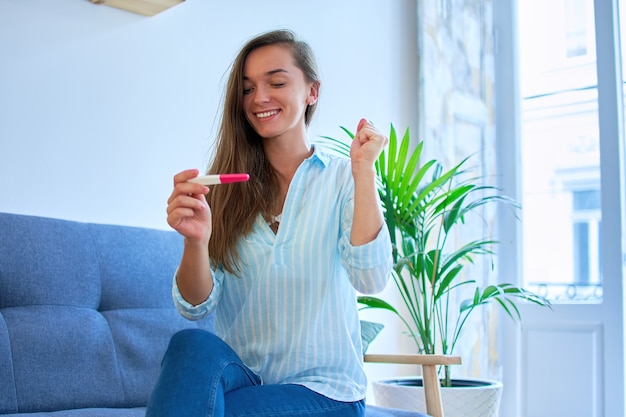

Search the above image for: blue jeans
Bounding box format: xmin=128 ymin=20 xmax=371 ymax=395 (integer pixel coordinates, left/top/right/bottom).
xmin=146 ymin=329 xmax=365 ymax=417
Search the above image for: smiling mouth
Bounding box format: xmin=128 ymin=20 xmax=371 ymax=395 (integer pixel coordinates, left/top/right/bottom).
xmin=255 ymin=110 xmax=279 ymax=119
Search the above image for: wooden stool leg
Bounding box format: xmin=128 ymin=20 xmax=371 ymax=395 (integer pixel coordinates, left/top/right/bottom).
xmin=422 ymin=364 xmax=444 ymax=417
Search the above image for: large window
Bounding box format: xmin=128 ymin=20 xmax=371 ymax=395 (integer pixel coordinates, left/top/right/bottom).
xmin=518 ymin=0 xmax=603 ymax=302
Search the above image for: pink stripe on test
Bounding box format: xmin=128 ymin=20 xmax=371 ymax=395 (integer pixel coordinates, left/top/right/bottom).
xmin=219 ymin=173 xmax=250 ymax=184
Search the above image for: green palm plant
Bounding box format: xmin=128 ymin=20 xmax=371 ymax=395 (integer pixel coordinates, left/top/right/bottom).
xmin=319 ymin=124 xmax=551 ymax=387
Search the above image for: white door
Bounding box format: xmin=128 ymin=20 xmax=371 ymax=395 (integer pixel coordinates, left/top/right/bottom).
xmin=495 ymin=1 xmax=626 ymax=416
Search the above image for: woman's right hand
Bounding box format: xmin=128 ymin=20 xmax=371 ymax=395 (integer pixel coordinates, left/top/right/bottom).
xmin=166 ymin=169 xmax=212 ymax=244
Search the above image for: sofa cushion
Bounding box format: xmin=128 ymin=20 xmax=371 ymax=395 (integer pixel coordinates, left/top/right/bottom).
xmin=0 ymin=408 xmax=146 ymax=417
xmin=0 ymin=215 xmax=101 ymax=310
xmin=360 ymin=320 xmax=384 ymax=355
xmin=90 ymin=223 xmax=184 ymax=311
xmin=0 ymin=313 xmax=17 ymax=413
xmin=2 ymin=306 xmax=125 ymax=412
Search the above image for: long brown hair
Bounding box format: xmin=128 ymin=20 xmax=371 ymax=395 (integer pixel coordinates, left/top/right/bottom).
xmin=207 ymin=29 xmax=321 ymax=274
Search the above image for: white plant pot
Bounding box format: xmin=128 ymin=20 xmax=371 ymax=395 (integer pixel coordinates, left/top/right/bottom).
xmin=372 ymin=377 xmax=503 ymax=417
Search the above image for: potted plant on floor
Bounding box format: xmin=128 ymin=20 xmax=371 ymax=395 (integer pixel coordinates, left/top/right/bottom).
xmin=318 ymin=124 xmax=551 ymax=417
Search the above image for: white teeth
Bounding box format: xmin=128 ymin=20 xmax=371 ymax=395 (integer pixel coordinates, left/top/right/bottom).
xmin=256 ymin=110 xmax=278 ymax=119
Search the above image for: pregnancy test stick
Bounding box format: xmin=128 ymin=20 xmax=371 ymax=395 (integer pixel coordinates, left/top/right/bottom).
xmin=188 ymin=173 xmax=250 ymax=186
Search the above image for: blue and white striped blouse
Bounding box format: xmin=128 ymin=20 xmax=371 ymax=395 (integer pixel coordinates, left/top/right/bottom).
xmin=173 ymin=145 xmax=393 ymax=402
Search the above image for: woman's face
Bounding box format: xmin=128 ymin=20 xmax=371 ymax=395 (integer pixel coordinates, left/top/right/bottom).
xmin=242 ymin=44 xmax=318 ymax=141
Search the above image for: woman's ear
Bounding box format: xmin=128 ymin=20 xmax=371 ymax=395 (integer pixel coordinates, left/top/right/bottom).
xmin=308 ymin=81 xmax=320 ymax=105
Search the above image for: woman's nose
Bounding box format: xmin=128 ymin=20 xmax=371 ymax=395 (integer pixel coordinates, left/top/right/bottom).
xmin=253 ymin=87 xmax=270 ymax=105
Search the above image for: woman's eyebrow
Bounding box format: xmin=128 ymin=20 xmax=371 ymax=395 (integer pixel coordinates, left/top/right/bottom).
xmin=243 ymin=68 xmax=289 ymax=80
xmin=266 ymin=68 xmax=288 ymax=76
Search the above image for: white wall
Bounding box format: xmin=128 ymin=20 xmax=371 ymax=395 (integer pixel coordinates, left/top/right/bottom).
xmin=0 ymin=0 xmax=418 ymax=230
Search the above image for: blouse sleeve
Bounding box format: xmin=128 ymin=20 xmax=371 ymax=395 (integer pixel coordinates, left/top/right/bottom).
xmin=338 ymin=196 xmax=393 ymax=294
xmin=171 ymin=267 xmax=224 ymax=321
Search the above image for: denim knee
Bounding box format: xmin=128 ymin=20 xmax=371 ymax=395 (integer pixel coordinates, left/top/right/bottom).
xmin=169 ymin=328 xmax=214 ymax=350
xmin=164 ymin=329 xmax=248 ymax=369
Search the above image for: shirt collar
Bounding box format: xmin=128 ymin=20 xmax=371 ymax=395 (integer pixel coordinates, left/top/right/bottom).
xmin=308 ymin=143 xmax=331 ymax=167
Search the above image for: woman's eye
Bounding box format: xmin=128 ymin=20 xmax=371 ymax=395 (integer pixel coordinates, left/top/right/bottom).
xmin=243 ymin=87 xmax=253 ymax=95
xmin=272 ymin=83 xmax=285 ymax=88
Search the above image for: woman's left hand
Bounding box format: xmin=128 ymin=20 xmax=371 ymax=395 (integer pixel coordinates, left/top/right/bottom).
xmin=350 ymin=118 xmax=389 ymax=171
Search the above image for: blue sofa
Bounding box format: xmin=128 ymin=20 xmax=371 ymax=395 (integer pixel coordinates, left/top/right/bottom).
xmin=0 ymin=212 xmax=427 ymax=417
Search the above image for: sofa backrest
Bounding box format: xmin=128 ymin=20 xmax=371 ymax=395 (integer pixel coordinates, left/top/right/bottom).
xmin=0 ymin=213 xmax=214 ymax=414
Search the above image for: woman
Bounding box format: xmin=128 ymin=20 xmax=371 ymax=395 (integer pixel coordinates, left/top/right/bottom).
xmin=147 ymin=29 xmax=392 ymax=417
